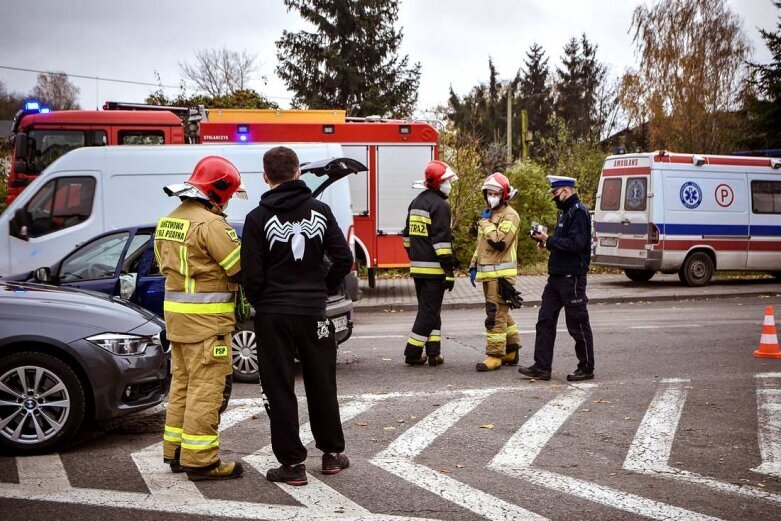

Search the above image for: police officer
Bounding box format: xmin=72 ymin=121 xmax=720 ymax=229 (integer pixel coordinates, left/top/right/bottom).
xmin=470 ymin=173 xmax=523 ymax=372
xmin=518 ymin=175 xmax=595 ymax=382
xmin=156 ymin=156 xmax=246 ymax=480
xmin=401 ymin=161 xmax=457 ymax=366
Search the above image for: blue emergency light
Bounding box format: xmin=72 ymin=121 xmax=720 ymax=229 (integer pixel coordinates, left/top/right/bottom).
xmin=237 ymin=124 xmax=249 ymax=142
xmin=24 ymin=101 xmax=40 ymax=111
xmin=39 ymin=108 xmax=51 ymax=114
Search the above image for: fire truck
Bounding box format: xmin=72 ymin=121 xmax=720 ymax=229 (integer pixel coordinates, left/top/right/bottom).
xmin=6 ymin=102 xmax=186 ymax=204
xmin=4 ymin=104 xmax=440 ymax=283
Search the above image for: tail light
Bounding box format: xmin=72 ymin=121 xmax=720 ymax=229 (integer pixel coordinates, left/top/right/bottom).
xmin=648 ymin=223 xmax=660 ymax=245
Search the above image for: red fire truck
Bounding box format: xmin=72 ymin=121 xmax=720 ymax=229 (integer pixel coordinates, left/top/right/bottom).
xmin=198 ymin=117 xmax=440 ymax=286
xmin=6 ymin=102 xmax=186 ymax=204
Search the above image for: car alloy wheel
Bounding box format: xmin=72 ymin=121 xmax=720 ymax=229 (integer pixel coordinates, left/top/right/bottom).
xmin=232 ymin=329 xmax=259 ymax=382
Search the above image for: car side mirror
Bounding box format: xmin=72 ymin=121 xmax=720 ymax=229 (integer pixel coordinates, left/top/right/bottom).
xmin=9 ymin=208 xmax=30 ymax=241
xmin=34 ymin=267 xmax=52 ymax=283
xmin=14 ymin=134 xmax=28 ymax=159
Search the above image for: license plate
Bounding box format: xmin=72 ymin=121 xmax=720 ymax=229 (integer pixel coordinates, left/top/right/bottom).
xmin=600 ymin=237 xmax=618 ymax=247
xmin=332 ymin=315 xmax=349 ymax=332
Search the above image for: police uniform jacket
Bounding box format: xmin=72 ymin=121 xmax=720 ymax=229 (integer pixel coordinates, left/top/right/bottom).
xmin=469 ymin=203 xmax=520 ymax=282
xmin=402 ymin=189 xmax=454 ymax=279
xmin=154 ymin=199 xmax=242 ymax=343
xmin=546 ymin=194 xmax=592 ymax=276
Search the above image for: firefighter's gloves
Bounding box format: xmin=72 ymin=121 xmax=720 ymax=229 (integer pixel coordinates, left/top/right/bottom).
xmin=480 ymin=208 xmax=492 ymax=219
xmin=469 ymin=267 xmax=477 ymax=287
xmin=445 ymin=273 xmax=455 ymax=292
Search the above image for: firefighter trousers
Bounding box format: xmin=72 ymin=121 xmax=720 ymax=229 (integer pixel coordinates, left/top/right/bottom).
xmin=163 ymin=334 xmax=233 ymax=470
xmin=405 ymin=277 xmax=446 ymax=358
xmin=256 ymin=313 xmax=345 ymax=466
xmin=482 ymin=279 xmax=522 ymax=356
xmin=533 ymin=274 xmax=594 ymax=372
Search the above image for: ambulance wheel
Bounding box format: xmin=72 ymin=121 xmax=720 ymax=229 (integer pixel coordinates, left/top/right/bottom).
xmin=368 ymin=268 xmax=376 ymax=289
xmin=679 ymin=252 xmax=714 ymax=287
xmin=624 ymin=269 xmax=656 ymax=282
xmin=231 ymin=325 xmax=259 ymax=383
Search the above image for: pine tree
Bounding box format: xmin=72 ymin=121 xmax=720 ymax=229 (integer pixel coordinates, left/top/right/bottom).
xmin=519 ymin=43 xmax=553 ymax=156
xmin=276 ymin=0 xmax=421 ymax=118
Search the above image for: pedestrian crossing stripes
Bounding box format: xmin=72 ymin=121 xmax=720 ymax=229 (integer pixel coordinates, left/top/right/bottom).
xmin=1 ymin=374 xmax=779 ymax=520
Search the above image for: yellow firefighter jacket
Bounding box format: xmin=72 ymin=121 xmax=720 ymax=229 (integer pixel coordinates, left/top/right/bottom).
xmin=154 ymin=200 xmax=241 ymax=343
xmin=470 ymin=203 xmax=520 ymax=282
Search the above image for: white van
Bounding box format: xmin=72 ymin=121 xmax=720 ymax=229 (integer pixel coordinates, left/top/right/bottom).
xmin=0 ymin=143 xmax=361 ymax=297
xmin=592 ymin=151 xmax=781 ymax=286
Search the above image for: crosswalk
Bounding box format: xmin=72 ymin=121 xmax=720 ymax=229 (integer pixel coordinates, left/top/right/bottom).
xmin=1 ymin=374 xmax=779 ymax=520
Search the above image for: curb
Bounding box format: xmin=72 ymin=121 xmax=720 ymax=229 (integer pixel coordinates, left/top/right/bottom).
xmin=354 ymin=289 xmax=781 ymax=313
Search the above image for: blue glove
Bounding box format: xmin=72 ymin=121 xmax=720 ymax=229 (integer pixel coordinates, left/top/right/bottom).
xmin=469 ymin=267 xmax=477 ymax=287
xmin=480 ymin=209 xmax=492 ymax=219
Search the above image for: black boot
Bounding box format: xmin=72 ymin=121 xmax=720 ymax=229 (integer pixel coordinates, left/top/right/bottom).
xmin=567 ymin=368 xmax=594 ymax=382
xmin=518 ymin=365 xmax=551 ymax=380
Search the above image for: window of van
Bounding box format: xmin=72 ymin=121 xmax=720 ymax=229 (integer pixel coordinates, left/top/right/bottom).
xmin=25 ymin=177 xmax=96 ymax=237
xmin=624 ymin=177 xmax=647 ymax=211
xmin=27 ymin=130 xmax=107 ymax=173
xmin=752 ymin=181 xmax=781 ymax=214
xmin=118 ymin=130 xmax=165 ymax=145
xmin=600 ymin=178 xmax=622 ymax=211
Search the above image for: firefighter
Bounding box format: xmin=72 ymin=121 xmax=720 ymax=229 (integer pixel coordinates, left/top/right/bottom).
xmin=401 ymin=160 xmax=458 ymax=366
xmin=470 ymin=173 xmax=523 ymax=372
xmin=156 ymin=155 xmax=246 ymax=481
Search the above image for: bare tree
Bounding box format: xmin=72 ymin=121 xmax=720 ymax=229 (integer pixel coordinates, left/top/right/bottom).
xmin=31 ymin=72 xmax=80 ymax=110
xmin=180 ymin=48 xmax=258 ymax=98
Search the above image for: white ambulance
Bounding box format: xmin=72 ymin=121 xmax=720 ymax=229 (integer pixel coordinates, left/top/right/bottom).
xmin=592 ymin=151 xmax=781 ymax=286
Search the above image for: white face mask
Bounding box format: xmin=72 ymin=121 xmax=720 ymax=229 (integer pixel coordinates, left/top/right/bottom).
xmin=439 ymin=180 xmax=452 ymax=195
xmin=487 ymin=195 xmax=501 ymax=209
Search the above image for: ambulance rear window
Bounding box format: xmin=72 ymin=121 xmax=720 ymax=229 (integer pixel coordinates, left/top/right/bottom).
xmin=624 ymin=178 xmax=647 ymax=211
xmin=752 ymin=181 xmax=781 ymax=214
xmin=600 ymin=178 xmax=622 ymax=211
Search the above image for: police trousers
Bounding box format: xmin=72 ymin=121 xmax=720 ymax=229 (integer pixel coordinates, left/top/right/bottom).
xmin=533 ymin=274 xmax=594 ymax=372
xmin=482 ymin=279 xmax=521 ymax=356
xmin=405 ymin=277 xmax=446 ymax=358
xmin=256 ymin=313 xmax=345 ymax=466
xmin=163 ymin=334 xmax=233 ymax=470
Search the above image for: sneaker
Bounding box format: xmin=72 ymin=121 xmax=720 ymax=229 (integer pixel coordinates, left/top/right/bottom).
xmin=405 ymin=354 xmax=427 ymax=365
xmin=266 ymin=463 xmax=308 ymax=486
xmin=186 ymin=460 xmax=243 ymax=481
xmin=322 ymin=453 xmax=350 ymax=475
xmin=518 ymin=365 xmax=552 ymax=380
xmin=567 ymin=368 xmax=594 ymax=382
xmin=428 ymin=354 xmax=444 ymax=366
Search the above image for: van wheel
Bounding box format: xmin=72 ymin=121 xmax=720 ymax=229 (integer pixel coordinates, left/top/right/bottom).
xmin=231 ymin=325 xmax=259 ymax=383
xmin=624 ymin=269 xmax=656 ymax=282
xmin=679 ymin=252 xmax=714 ymax=286
xmin=0 ymin=352 xmax=86 ymax=453
xmin=367 ymin=267 xmax=376 ymax=289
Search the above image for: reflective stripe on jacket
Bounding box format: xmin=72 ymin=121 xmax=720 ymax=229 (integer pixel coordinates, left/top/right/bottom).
xmin=402 ymin=190 xmax=454 ymax=279
xmin=470 ymin=203 xmax=520 ymax=281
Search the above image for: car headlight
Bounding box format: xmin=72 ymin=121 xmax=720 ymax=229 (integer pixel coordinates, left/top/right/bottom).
xmin=87 ymin=333 xmax=156 ymax=355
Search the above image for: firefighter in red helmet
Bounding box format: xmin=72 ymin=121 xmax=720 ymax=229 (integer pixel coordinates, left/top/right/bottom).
xmin=156 ymin=155 xmax=247 ymax=481
xmin=401 ymin=160 xmax=457 ymax=365
xmin=470 ymin=172 xmax=523 ymax=372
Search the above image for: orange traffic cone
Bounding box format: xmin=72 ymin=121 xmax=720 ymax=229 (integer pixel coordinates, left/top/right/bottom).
xmin=754 ymin=306 xmax=781 ymax=359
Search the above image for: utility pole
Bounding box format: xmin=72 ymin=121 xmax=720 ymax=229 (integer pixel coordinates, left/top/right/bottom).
xmin=506 ymin=92 xmax=512 ymax=163
xmin=521 ymin=109 xmax=528 ymax=162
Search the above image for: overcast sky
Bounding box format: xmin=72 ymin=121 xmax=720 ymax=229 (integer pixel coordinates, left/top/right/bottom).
xmin=0 ymin=0 xmax=776 ymax=116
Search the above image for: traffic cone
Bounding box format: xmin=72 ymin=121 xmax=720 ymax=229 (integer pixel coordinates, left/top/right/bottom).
xmin=754 ymin=306 xmax=781 ymax=359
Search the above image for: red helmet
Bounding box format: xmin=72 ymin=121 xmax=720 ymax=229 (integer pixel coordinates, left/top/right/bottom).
xmin=482 ymin=173 xmax=514 ymax=201
xmin=187 ymin=156 xmax=244 ymax=206
xmin=423 ymin=161 xmax=458 ymax=190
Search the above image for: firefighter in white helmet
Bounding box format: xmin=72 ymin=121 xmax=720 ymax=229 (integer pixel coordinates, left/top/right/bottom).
xmin=470 ymin=172 xmax=523 ymax=372
xmin=401 ymin=160 xmax=458 ymax=365
xmin=156 ymin=155 xmax=247 ymax=481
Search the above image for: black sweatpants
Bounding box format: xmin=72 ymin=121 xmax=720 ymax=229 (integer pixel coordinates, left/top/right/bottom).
xmin=404 ymin=277 xmax=446 ymax=358
xmin=256 ymin=313 xmax=344 ymax=466
xmin=533 ymin=274 xmax=595 ymax=372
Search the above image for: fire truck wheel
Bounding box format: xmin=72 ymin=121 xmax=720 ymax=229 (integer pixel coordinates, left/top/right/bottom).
xmin=368 ymin=268 xmax=376 ymax=289
xmin=624 ymin=269 xmax=656 ymax=283
xmin=678 ymin=252 xmax=714 ymax=287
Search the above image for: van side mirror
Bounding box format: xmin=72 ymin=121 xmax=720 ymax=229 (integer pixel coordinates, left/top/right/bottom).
xmin=9 ymin=208 xmax=30 ymax=241
xmin=34 ymin=267 xmax=52 ymax=283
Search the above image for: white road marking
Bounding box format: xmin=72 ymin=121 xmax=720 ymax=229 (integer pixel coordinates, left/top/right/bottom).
xmin=351 ymin=335 xmax=406 ymax=339
xmin=630 ymin=324 xmax=702 ymax=329
xmin=15 ymin=454 xmax=70 ymax=490
xmin=491 ymin=384 xmax=720 ymax=521
xmin=752 ymin=373 xmax=781 ymax=479
xmin=371 ymin=390 xmax=548 ymax=521
xmin=624 ymin=378 xmax=781 ymax=505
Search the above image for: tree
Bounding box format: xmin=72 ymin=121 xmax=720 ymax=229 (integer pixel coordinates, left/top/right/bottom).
xmin=146 ymin=88 xmax=278 ymax=110
xmin=0 ymin=80 xmax=25 ymax=119
xmin=740 ymin=1 xmax=781 ymax=150
xmin=31 ymin=72 xmax=80 ymax=110
xmin=620 ymin=0 xmax=750 ymax=153
xmin=519 ymin=43 xmax=554 ymax=158
xmin=276 ymin=0 xmax=421 ymax=117
xmin=181 ymin=48 xmax=258 ymax=98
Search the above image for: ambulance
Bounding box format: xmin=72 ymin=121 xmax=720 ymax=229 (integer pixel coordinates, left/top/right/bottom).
xmin=592 ymin=151 xmax=781 ymax=286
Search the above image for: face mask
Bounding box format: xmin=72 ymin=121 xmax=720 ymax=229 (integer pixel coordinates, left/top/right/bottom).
xmin=439 ymin=180 xmax=452 ymax=196
xmin=487 ymin=195 xmax=501 ymax=209
xmin=552 ymin=193 xmax=566 ymax=210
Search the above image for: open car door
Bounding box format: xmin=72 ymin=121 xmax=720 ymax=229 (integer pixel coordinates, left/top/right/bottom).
xmin=301 ymin=157 xmax=367 ymax=198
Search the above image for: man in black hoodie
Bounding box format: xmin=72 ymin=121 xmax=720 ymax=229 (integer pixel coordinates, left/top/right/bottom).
xmin=241 ymin=146 xmax=353 ymax=486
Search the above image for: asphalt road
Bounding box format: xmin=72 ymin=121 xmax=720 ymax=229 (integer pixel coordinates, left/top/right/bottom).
xmin=1 ymin=296 xmax=780 ymax=521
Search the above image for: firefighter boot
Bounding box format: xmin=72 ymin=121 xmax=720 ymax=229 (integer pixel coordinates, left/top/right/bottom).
xmin=428 ymin=354 xmax=444 ymax=366
xmin=405 ymin=354 xmax=427 ymax=365
xmin=187 ymin=460 xmax=244 ymax=481
xmin=164 ymin=447 xmax=185 ymax=473
xmin=502 ymin=344 xmax=521 ymax=366
xmin=476 ymin=356 xmax=503 ymax=372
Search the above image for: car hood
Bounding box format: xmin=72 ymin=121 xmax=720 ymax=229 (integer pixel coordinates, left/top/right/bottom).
xmin=0 ymin=282 xmax=159 ymax=338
